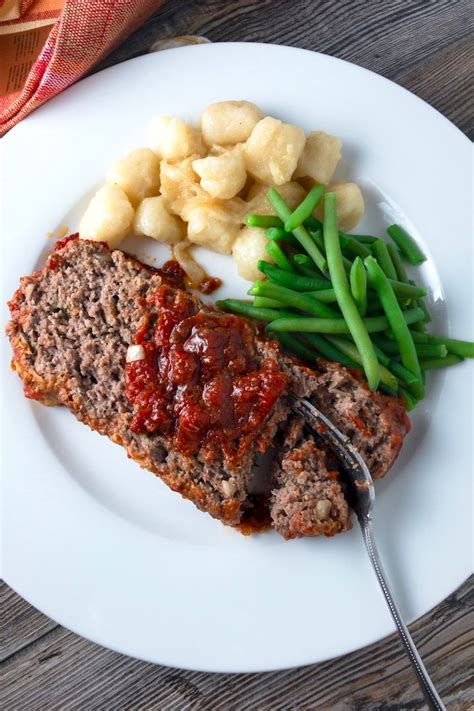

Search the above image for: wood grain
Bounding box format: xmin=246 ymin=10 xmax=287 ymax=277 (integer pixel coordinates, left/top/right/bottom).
xmin=2 ymin=0 xmax=473 ymax=707
xmin=95 ymin=0 xmax=473 ymax=139
xmin=2 ymin=578 xmax=473 ymax=709
xmin=0 ymin=581 xmax=57 ymax=662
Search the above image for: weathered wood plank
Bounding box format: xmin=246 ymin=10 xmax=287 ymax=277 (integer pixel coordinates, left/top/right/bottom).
xmin=95 ymin=0 xmax=473 ymax=139
xmin=0 ymin=581 xmax=58 ymax=663
xmin=2 ymin=578 xmax=473 ymax=709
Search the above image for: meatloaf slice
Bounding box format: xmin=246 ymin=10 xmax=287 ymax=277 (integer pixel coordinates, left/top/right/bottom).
xmin=6 ymin=236 xmax=410 ymax=538
xmin=305 ymin=360 xmax=409 ymax=479
xmin=270 ymin=415 xmax=352 ymax=539
xmin=6 ymin=237 xmax=290 ymax=527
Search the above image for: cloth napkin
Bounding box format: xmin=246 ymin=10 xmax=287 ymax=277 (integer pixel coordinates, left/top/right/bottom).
xmin=0 ymin=0 xmax=163 ymax=137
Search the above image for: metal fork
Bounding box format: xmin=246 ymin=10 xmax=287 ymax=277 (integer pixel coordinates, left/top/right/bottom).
xmin=287 ymin=393 xmax=445 ymax=711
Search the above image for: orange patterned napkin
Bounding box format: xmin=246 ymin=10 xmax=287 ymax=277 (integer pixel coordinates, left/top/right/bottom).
xmin=0 ymin=0 xmax=163 ymax=137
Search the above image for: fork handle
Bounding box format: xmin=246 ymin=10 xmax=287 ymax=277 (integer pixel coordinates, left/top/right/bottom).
xmin=359 ymin=515 xmax=445 ymax=710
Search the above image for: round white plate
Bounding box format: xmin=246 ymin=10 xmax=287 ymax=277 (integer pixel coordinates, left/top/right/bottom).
xmin=1 ymin=43 xmax=472 ymax=673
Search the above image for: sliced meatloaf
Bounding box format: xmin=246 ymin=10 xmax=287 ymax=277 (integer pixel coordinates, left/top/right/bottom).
xmin=270 ymin=415 xmax=352 ymax=539
xmin=6 ymin=236 xmax=410 ymax=537
xmin=280 ymin=358 xmax=410 ymax=480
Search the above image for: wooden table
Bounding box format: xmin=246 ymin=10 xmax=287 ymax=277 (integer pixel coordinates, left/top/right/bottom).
xmin=2 ymin=1 xmax=473 ymax=708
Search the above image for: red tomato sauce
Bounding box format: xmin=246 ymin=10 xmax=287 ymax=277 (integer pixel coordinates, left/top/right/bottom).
xmin=54 ymin=233 xmax=79 ymax=251
xmin=125 ymin=285 xmax=287 ymax=465
xmin=199 ymin=276 xmax=222 ymax=294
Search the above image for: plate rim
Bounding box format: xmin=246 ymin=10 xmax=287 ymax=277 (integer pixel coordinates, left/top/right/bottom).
xmin=1 ymin=41 xmax=472 ymax=673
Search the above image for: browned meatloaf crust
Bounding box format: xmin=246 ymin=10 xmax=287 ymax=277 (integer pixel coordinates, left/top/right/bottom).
xmin=6 ymin=237 xmax=410 ymax=538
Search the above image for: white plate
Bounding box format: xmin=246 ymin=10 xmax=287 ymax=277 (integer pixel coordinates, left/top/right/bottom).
xmin=1 ymin=43 xmax=472 ymax=673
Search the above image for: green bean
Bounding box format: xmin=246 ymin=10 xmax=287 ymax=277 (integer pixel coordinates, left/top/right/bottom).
xmin=293 ymin=253 xmax=314 ymax=267
xmin=371 ymin=343 xmax=421 ymax=387
xmin=308 ymin=227 xmax=326 ymax=253
xmin=308 ymin=224 xmax=351 ymax=252
xmin=291 ymin=258 xmax=321 ymax=278
xmin=386 ymin=243 xmax=408 ymax=282
xmin=389 ymin=361 xmax=421 ymax=388
xmin=304 ymin=215 xmax=322 ymax=230
xmin=370 ymin=342 xmax=391 ymax=367
xmin=295 ymin=264 xmax=317 ymax=278
xmin=419 ymin=355 xmax=463 ymax=370
xmin=326 ymin=336 xmax=398 ymax=391
xmin=408 ymin=331 xmax=430 ymax=343
xmin=348 ymin=234 xmax=378 ymax=244
xmin=285 ymin=184 xmax=325 ymax=231
xmin=249 ymin=280 xmax=337 ymax=317
xmin=245 ymin=214 xmax=283 ymax=228
xmin=408 ymin=279 xmax=432 ymax=324
xmin=380 ymin=384 xmax=399 ymax=398
xmin=338 ymin=233 xmax=351 ymax=248
xmin=342 ymin=255 xmax=353 ymax=274
xmin=267 ymin=188 xmax=327 ymax=273
xmin=265 ymin=240 xmax=294 ymax=272
xmin=365 ymin=301 xmax=385 ymax=316
xmin=387 ymin=224 xmax=426 ymax=265
xmin=410 ymin=320 xmax=427 ymax=334
xmin=266 ymin=307 xmax=424 ymax=334
xmin=365 ymin=256 xmax=424 ymax=399
xmin=304 ymin=334 xmax=361 ymax=370
xmin=304 ymin=288 xmax=338 ymax=303
xmin=253 ymin=296 xmax=284 ymax=309
xmin=414 ymin=344 xmax=448 ymax=358
xmin=343 ymin=237 xmax=372 ymax=260
xmin=396 ymin=306 xmax=423 ymax=330
xmin=349 ymin=257 xmax=367 ymax=316
xmin=324 ymin=192 xmax=380 ymax=391
xmin=399 ymin=386 xmax=418 ymax=411
xmin=315 ymin=227 xmax=355 ymax=263
xmin=372 ymin=239 xmax=398 ymax=280
xmin=374 ymin=335 xmax=446 ymax=359
xmin=388 ymin=280 xmax=427 ymax=299
xmin=266 ymin=227 xmax=298 ymax=245
xmin=372 ymin=336 xmax=403 ymax=356
xmin=275 ymin=333 xmax=318 ymax=362
xmin=216 ymin=300 xmax=281 ymax=322
xmin=290 ymin=256 xmax=320 ymax=278
xmin=258 ymin=260 xmax=330 ymax=291
xmin=367 ymin=292 xmax=383 ymax=306
xmin=410 ymin=333 xmax=474 ymax=358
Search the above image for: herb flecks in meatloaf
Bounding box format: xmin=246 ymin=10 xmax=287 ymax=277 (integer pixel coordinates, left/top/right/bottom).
xmin=6 ymin=237 xmax=410 ymax=537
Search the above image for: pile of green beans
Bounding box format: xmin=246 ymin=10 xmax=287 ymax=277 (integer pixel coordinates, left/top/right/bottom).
xmin=217 ymin=186 xmax=473 ymax=410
